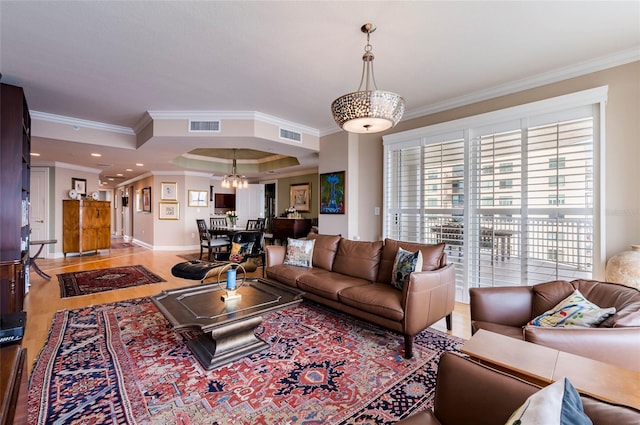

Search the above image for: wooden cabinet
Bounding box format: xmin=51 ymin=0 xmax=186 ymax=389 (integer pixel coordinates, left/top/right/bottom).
xmin=0 ymin=83 xmax=30 ymax=315
xmin=63 ymin=200 xmax=111 ymax=256
xmin=272 ymin=218 xmax=312 ymax=242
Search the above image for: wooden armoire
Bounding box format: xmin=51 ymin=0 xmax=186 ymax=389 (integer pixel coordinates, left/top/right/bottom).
xmin=0 ymin=83 xmax=31 ymax=316
xmin=62 ymin=200 xmax=111 ymax=256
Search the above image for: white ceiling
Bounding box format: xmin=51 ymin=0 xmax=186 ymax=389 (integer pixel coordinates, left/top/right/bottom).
xmin=1 ymin=1 xmax=639 ymax=187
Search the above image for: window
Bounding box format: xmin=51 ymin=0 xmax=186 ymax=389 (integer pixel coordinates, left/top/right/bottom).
xmin=499 ymin=180 xmax=513 ymax=189
xmin=384 ymin=87 xmax=605 ymax=302
xmin=499 ymin=196 xmax=513 ymax=206
xmin=549 ymin=175 xmax=566 ymax=187
xmin=548 ymin=194 xmax=566 ymax=205
xmin=499 ymin=162 xmax=513 ymax=173
xmin=428 ymin=184 xmax=438 ymax=192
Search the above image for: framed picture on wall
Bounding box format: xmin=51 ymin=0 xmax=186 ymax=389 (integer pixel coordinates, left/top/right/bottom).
xmin=142 ymin=187 xmax=152 ymax=212
xmin=159 ymin=202 xmax=180 ymax=220
xmin=161 ymin=182 xmax=177 ymax=200
xmin=320 ymin=171 xmax=345 ymax=214
xmin=289 ymin=183 xmax=310 ymax=212
xmin=188 ymin=190 xmax=208 ymax=207
xmin=71 ymin=177 xmax=87 ymax=195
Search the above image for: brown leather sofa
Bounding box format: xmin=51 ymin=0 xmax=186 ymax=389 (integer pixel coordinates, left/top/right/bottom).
xmin=470 ymin=279 xmax=640 ymax=370
xmin=265 ymin=234 xmax=456 ymax=358
xmin=396 ymin=352 xmax=640 ymax=425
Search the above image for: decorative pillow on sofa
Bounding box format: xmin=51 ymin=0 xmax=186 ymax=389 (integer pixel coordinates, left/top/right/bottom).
xmin=505 ymin=377 xmax=591 ymax=425
xmin=390 ymin=247 xmax=423 ymax=290
xmin=528 ymin=289 xmax=616 ymax=328
xmin=229 ymin=241 xmax=254 ymax=263
xmin=283 ymin=238 xmax=315 ymax=267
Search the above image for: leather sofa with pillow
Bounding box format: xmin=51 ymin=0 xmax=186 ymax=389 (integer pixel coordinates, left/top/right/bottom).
xmin=470 ymin=279 xmax=640 ymax=370
xmin=395 ymin=352 xmax=640 ymax=425
xmin=265 ymin=234 xmax=456 ymax=358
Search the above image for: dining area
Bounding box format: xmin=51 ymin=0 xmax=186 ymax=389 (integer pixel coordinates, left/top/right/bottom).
xmin=196 ymin=217 xmax=267 ymax=266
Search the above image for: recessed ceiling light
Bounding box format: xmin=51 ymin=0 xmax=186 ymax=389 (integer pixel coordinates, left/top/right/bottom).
xmin=136 ymin=163 xmax=144 ymax=167
xmin=91 ymin=153 xmax=102 ymax=157
xmin=108 ymin=178 xmax=114 ymax=181
xmin=117 ymin=173 xmax=123 ymax=177
xmin=126 ymin=168 xmax=133 ymax=172
xmin=30 ymin=152 xmax=41 ymax=156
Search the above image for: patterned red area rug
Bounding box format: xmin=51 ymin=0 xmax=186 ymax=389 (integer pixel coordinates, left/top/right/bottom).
xmin=56 ymin=265 xmax=165 ymax=297
xmin=28 ymin=298 xmax=464 ymax=424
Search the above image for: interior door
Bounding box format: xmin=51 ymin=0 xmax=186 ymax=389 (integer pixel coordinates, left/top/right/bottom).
xmin=235 ymin=184 xmax=265 ymax=229
xmin=29 ymin=167 xmax=49 ymax=257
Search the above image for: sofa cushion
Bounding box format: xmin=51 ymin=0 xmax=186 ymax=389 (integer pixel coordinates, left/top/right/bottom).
xmin=297 ymin=270 xmax=370 ymax=301
xmin=390 ymin=248 xmax=423 ymax=290
xmin=532 ymin=280 xmax=575 ymax=318
xmin=528 ymin=289 xmax=616 ymax=328
xmin=338 ymin=283 xmax=404 ymax=321
xmin=307 ymin=233 xmax=341 ymax=271
xmin=332 ymin=238 xmax=383 ymax=282
xmin=471 ymin=321 xmax=526 ymax=340
xmin=377 ymin=239 xmax=445 ymax=283
xmin=265 ymin=264 xmax=320 ymax=288
xmin=505 ymin=377 xmax=591 ymax=425
xmin=283 ymin=238 xmax=315 ymax=267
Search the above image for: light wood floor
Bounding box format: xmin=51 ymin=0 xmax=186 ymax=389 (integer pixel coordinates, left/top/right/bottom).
xmin=22 ymin=241 xmax=472 ymax=375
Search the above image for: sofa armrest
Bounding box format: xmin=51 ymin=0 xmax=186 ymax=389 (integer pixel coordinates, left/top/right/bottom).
xmin=265 ymin=245 xmax=286 ymax=267
xmin=402 ymin=263 xmax=456 ymax=335
xmin=470 ymin=286 xmax=534 ymax=328
xmin=524 ymin=326 xmax=640 ymax=371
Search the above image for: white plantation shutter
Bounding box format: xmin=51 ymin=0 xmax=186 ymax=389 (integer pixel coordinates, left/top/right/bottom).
xmin=384 ymin=87 xmax=605 ymax=301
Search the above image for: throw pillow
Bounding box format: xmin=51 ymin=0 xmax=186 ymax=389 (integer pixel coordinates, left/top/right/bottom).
xmin=229 ymin=241 xmax=254 ymax=263
xmin=390 ymin=247 xmax=423 ymax=290
xmin=505 ymin=377 xmax=591 ymax=425
xmin=528 ymin=289 xmax=616 ymax=328
xmin=283 ymin=238 xmax=315 ymax=267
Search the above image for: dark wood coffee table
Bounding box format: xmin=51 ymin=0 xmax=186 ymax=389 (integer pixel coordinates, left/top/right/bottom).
xmin=151 ymin=278 xmax=304 ymax=370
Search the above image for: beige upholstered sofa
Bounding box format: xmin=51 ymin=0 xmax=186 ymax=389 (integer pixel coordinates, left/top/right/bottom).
xmin=265 ymin=234 xmax=456 ymax=358
xmin=470 ymin=279 xmax=640 ymax=370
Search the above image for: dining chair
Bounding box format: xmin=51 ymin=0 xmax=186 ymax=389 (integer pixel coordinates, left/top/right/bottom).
xmin=246 ymin=218 xmax=266 ymax=231
xmin=196 ymin=219 xmax=230 ymax=261
xmin=210 ymin=217 xmax=227 ymax=229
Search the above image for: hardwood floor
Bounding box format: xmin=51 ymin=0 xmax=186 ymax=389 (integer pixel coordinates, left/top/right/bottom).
xmin=22 ymin=241 xmax=471 ymax=375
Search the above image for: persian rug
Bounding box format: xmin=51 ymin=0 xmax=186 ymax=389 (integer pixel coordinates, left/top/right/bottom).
xmin=56 ymin=265 xmax=166 ymax=297
xmin=28 ymin=298 xmax=464 ymax=425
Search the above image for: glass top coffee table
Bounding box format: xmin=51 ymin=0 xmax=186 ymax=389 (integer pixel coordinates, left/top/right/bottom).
xmin=151 ymin=278 xmax=304 ymax=370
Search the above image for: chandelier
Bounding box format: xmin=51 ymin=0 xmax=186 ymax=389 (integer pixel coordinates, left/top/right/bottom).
xmin=331 ymin=23 xmax=405 ymax=134
xmin=221 ymin=149 xmax=248 ymax=189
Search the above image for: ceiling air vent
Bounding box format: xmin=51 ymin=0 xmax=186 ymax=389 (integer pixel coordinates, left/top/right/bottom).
xmin=280 ymin=128 xmax=302 ymax=142
xmin=189 ymin=120 xmax=220 ymax=132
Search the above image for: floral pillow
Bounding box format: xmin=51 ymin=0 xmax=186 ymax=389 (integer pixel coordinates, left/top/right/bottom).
xmin=528 ymin=289 xmax=616 ymax=328
xmin=505 ymin=377 xmax=591 ymax=425
xmin=390 ymin=247 xmax=423 ymax=290
xmin=283 ymin=238 xmax=315 ymax=267
xmin=229 ymin=241 xmax=254 ymax=263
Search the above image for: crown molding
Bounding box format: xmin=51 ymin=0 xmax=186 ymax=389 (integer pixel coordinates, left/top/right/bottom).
xmin=30 ymin=111 xmax=135 ymax=135
xmin=403 ymin=48 xmax=639 ymax=122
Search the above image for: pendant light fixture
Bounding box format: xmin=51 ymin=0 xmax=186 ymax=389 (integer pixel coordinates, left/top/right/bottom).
xmin=221 ymin=149 xmax=248 ymax=189
xmin=331 ymin=23 xmax=405 ymax=134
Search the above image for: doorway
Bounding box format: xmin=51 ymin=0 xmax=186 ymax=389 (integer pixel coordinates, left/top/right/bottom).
xmin=264 ymin=183 xmax=276 ymax=233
